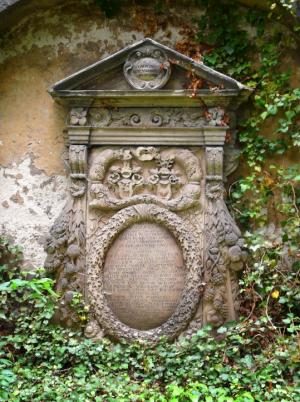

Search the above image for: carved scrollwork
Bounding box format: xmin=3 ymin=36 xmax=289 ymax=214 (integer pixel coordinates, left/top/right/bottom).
xmin=89 ymin=108 xmax=111 ymax=127
xmin=71 ymin=107 xmax=203 ymax=129
xmin=45 ymin=140 xmax=245 ymax=338
xmin=89 ymin=147 xmax=202 ymax=212
xmin=87 ymin=107 xmax=206 ymax=128
xmin=84 ymin=319 xmax=104 ymax=339
xmin=89 ymin=183 xmax=201 ymax=212
xmin=151 ymin=112 xmax=163 ymax=126
xmin=49 ymin=41 xmax=248 ymax=342
xmin=87 ymin=203 xmax=203 ymax=342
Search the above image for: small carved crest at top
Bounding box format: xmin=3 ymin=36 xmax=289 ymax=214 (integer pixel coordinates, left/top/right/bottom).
xmin=123 ymin=46 xmax=171 ymax=90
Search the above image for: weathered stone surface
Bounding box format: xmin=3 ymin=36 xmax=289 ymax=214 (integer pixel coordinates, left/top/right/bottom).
xmin=42 ymin=40 xmax=250 ymax=342
xmin=87 ymin=202 xmax=202 ymax=342
xmin=103 ymin=222 xmax=185 ymax=330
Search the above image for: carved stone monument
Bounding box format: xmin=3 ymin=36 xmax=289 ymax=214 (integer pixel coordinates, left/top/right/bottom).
xmin=46 ymin=38 xmax=250 ymax=342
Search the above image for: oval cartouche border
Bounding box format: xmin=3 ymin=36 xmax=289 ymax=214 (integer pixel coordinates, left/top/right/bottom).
xmin=87 ymin=203 xmax=202 ymax=343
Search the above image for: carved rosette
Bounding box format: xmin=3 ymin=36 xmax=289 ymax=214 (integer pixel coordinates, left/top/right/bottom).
xmin=203 ymin=147 xmax=246 ymax=328
xmin=44 ymin=145 xmax=87 ymax=326
xmin=69 ymin=108 xmax=88 ymax=126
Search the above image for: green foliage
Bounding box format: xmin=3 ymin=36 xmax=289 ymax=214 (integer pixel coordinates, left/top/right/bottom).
xmin=1 ymin=1 xmax=300 ymax=400
xmin=0 ymin=245 xmax=299 ymax=401
xmin=197 ymin=1 xmax=253 ymax=77
xmin=196 ymin=0 xmax=299 ymax=318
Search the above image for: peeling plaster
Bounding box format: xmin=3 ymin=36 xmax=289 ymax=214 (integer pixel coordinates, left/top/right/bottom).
xmin=0 ymin=3 xmax=203 ymax=65
xmin=0 ymin=156 xmax=68 ymax=268
xmin=0 ymin=19 xmax=184 ymax=64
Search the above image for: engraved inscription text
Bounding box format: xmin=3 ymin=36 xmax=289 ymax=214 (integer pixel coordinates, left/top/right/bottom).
xmin=103 ymin=222 xmax=185 ymax=330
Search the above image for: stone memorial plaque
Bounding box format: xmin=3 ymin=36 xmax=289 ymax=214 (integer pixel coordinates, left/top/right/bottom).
xmin=103 ymin=222 xmax=185 ymax=330
xmin=46 ymin=38 xmax=249 ymax=342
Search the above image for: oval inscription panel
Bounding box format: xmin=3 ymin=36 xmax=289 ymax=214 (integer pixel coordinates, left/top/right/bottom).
xmin=103 ymin=222 xmax=185 ymax=330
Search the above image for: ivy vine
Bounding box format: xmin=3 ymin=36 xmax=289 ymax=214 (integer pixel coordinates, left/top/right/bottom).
xmin=194 ymin=0 xmax=300 ymax=347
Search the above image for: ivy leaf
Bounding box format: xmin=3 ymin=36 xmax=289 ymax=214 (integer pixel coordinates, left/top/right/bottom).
xmin=217 ymin=326 xmax=227 ymax=334
xmin=260 ymin=111 xmax=268 ymax=120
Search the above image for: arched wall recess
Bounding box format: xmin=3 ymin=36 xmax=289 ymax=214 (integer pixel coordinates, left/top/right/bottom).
xmin=45 ymin=38 xmax=251 ymax=342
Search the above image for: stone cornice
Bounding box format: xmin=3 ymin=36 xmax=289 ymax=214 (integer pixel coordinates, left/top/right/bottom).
xmin=51 ymin=89 xmax=250 ymax=109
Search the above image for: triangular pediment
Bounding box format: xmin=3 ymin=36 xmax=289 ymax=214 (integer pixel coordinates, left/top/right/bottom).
xmin=50 ymin=38 xmax=246 ymax=92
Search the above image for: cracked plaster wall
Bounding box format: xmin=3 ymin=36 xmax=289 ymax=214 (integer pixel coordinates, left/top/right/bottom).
xmin=0 ymin=157 xmax=67 ymax=267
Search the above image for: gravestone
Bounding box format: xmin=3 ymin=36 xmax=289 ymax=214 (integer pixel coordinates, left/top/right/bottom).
xmin=45 ymin=38 xmax=250 ymax=342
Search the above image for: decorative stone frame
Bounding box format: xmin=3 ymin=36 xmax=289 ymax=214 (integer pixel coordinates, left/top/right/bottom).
xmin=87 ymin=203 xmax=202 ymax=342
xmin=46 ymin=38 xmax=251 ymax=341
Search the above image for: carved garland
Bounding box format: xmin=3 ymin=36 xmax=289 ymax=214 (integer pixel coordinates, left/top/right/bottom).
xmin=203 ymin=147 xmax=246 ymax=327
xmin=87 ymin=203 xmax=203 ymax=342
xmin=44 ymin=145 xmax=87 ymax=326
